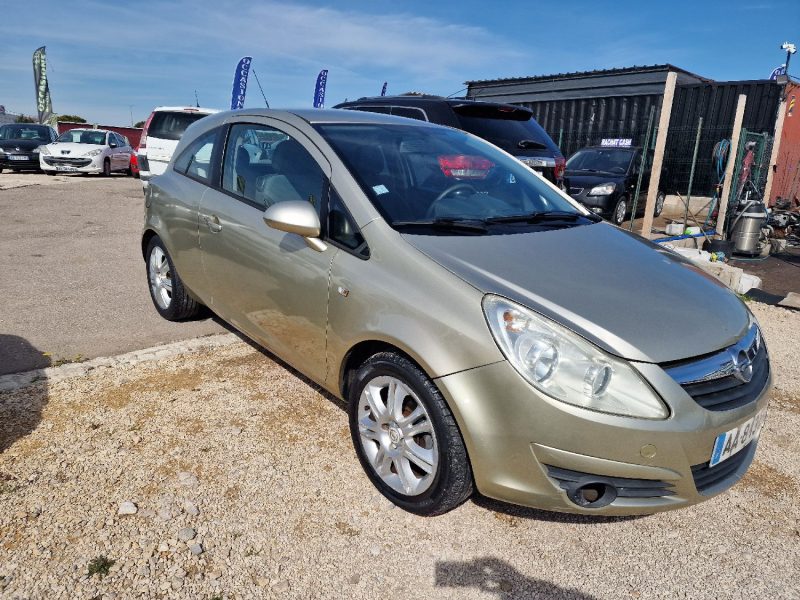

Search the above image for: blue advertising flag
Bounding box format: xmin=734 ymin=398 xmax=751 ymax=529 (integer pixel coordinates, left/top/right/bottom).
xmin=313 ymin=69 xmax=328 ymax=108
xmin=769 ymin=64 xmax=787 ymax=80
xmin=230 ymin=56 xmax=253 ymax=110
xmin=381 ymin=81 xmax=387 ymax=96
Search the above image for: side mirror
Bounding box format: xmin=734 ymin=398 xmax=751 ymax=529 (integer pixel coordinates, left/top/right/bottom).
xmin=263 ymin=201 xmax=326 ymax=252
xmin=109 ymin=142 xmax=118 ymax=148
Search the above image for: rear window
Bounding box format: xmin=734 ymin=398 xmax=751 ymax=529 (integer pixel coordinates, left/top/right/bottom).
xmin=147 ymin=112 xmax=208 ymax=141
xmin=451 ymin=104 xmax=557 ymax=156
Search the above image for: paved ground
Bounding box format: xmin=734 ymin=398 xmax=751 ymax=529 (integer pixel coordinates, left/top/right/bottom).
xmin=0 ymin=173 xmax=223 ymax=375
xmin=0 ymin=302 xmax=797 ymax=599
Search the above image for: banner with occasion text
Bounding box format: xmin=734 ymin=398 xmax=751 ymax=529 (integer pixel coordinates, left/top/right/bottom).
xmin=32 ymin=46 xmax=53 ymax=125
xmin=230 ymin=56 xmax=253 ymax=110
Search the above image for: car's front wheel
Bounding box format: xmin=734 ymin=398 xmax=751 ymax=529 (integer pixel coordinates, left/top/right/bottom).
xmin=102 ymin=158 xmax=111 ymax=177
xmin=145 ymin=235 xmax=201 ymax=321
xmin=612 ymin=197 xmax=627 ymax=225
xmin=348 ymin=352 xmax=473 ymax=516
xmin=654 ymin=191 xmax=666 ymax=217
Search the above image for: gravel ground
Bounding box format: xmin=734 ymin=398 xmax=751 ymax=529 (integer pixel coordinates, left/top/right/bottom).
xmin=0 ymin=302 xmax=798 ymax=599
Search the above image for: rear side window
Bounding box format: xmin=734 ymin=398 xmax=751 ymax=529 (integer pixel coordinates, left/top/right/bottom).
xmin=451 ymin=104 xmax=556 ymax=155
xmin=173 ymin=128 xmax=219 ymax=183
xmin=147 ymin=112 xmax=208 ymax=141
xmin=391 ymin=106 xmax=427 ymax=121
xmin=352 ymin=106 xmax=390 ymax=114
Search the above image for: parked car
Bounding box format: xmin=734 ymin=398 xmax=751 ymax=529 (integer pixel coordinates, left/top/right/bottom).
xmin=137 ymin=106 xmax=218 ymax=185
xmin=565 ymin=144 xmax=666 ymax=225
xmin=334 ymin=95 xmax=565 ymax=186
xmin=142 ymin=109 xmax=770 ymax=516
xmin=39 ymin=128 xmax=132 ymax=176
xmin=0 ymin=123 xmax=57 ymax=173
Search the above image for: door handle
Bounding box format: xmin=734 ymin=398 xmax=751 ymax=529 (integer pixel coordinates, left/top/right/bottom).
xmin=202 ymin=214 xmax=223 ymax=233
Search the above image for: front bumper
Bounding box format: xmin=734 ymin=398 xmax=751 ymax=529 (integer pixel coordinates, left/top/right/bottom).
xmin=40 ymin=155 xmax=102 ymax=174
xmin=435 ymin=359 xmax=771 ymax=515
xmin=567 ymin=188 xmax=616 ymax=217
xmin=0 ymin=153 xmax=41 ymax=170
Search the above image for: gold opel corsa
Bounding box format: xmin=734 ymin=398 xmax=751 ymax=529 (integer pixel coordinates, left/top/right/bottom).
xmin=142 ymin=109 xmax=771 ymax=516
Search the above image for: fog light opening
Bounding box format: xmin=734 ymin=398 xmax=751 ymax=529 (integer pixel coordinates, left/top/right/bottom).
xmin=566 ymin=479 xmax=618 ymax=508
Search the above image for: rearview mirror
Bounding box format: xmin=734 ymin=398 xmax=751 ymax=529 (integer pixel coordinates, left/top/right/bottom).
xmin=109 ymin=142 xmax=118 ymax=148
xmin=263 ymin=201 xmax=326 ymax=252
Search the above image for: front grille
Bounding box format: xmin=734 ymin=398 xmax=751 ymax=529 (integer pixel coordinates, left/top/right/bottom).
xmin=665 ymin=324 xmax=769 ymax=412
xmin=691 ymin=441 xmax=756 ymax=494
xmin=545 ymin=465 xmax=675 ymax=498
xmin=43 ymin=156 xmax=92 ymax=167
xmin=569 ymin=187 xmax=584 ymax=195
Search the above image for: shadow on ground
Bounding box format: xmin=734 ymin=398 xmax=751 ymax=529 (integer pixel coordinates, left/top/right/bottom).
xmin=472 ymin=494 xmax=644 ymax=524
xmin=0 ymin=333 xmax=52 ymax=376
xmin=436 ymin=557 xmax=599 ymax=599
xmin=0 ymin=335 xmax=50 ymax=453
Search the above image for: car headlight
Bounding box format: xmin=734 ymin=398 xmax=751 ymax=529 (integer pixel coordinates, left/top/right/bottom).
xmin=84 ymin=149 xmax=103 ymax=157
xmin=483 ymin=295 xmax=668 ymax=419
xmin=38 ymin=146 xmax=50 ymax=155
xmin=588 ymin=183 xmax=616 ymax=196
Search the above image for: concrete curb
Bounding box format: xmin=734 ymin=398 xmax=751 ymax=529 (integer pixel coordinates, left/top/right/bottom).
xmin=0 ymin=333 xmax=240 ymax=393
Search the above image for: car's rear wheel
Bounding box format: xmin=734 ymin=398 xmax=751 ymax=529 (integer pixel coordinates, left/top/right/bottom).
xmin=46 ymin=171 xmax=56 ymax=176
xmin=612 ymin=197 xmax=627 ymax=225
xmin=102 ymin=159 xmax=111 ymax=177
xmin=348 ymin=352 xmax=473 ymax=516
xmin=145 ymin=235 xmax=201 ymax=321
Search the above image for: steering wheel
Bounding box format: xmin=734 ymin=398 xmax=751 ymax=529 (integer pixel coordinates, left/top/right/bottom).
xmin=426 ymin=183 xmax=478 ymax=218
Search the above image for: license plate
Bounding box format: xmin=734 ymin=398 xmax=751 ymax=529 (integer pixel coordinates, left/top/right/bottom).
xmin=56 ymin=166 xmax=78 ymax=172
xmin=709 ymin=410 xmax=767 ymax=467
xmin=9 ymin=155 xmax=29 ymax=161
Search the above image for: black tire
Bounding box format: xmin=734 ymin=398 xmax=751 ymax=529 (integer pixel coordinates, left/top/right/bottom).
xmin=126 ymin=166 xmax=133 ymax=176
xmin=653 ymin=191 xmax=666 ymax=217
xmin=348 ymin=352 xmax=473 ymax=516
xmin=611 ymin=196 xmax=627 ymax=226
xmin=102 ymin=159 xmax=111 ymax=177
xmin=145 ymin=235 xmax=201 ymax=321
xmin=46 ymin=171 xmax=57 ymax=176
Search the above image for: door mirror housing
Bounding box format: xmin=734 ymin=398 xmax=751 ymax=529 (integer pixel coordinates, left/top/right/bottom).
xmin=263 ymin=201 xmax=327 ymax=252
xmin=109 ymin=142 xmax=118 ymax=148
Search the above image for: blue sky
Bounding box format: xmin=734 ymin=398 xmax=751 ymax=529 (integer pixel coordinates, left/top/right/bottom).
xmin=1 ymin=0 xmax=798 ymax=124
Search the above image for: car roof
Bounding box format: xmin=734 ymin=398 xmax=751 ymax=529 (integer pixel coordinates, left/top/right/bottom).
xmin=335 ymin=95 xmax=533 ymax=112
xmin=59 ymin=128 xmax=111 ymax=134
xmin=204 ymin=108 xmax=442 ymax=127
xmin=151 ymin=106 xmax=219 ymax=114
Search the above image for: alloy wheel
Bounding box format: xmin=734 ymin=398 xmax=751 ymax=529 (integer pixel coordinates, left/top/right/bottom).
xmin=356 ymin=376 xmax=439 ymax=496
xmin=148 ymin=246 xmax=173 ymax=310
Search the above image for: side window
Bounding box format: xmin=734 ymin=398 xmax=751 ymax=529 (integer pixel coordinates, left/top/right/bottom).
xmin=353 ymin=105 xmax=390 ymax=114
xmin=173 ymin=128 xmax=218 ymax=183
xmin=390 ymin=106 xmax=427 ymax=121
xmin=327 ymin=188 xmax=369 ymax=257
xmin=222 ymin=123 xmax=325 ymax=211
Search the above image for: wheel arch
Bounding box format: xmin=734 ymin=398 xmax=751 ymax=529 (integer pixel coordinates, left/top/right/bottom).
xmin=338 ymin=339 xmax=429 ymax=403
xmin=141 ymin=228 xmax=159 ymax=261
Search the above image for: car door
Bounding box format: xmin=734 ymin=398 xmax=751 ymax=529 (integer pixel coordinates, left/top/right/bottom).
xmin=198 ymin=118 xmax=335 ymax=382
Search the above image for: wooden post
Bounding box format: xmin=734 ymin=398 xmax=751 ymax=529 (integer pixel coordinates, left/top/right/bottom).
xmin=717 ymin=94 xmax=748 ymax=238
xmin=762 ymin=97 xmax=787 ymax=206
xmin=639 ymin=72 xmax=677 ymax=237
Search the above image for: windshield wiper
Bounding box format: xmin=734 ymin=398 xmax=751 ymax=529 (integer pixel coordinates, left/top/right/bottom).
xmin=392 ymin=217 xmax=488 ymax=233
xmin=486 ymin=211 xmax=583 ymax=224
xmin=517 ymin=139 xmax=548 ymax=150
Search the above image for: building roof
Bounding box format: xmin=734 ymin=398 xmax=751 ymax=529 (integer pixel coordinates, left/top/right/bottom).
xmin=465 ymin=64 xmax=711 ymax=86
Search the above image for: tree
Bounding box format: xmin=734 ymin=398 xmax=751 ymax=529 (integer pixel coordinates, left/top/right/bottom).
xmin=58 ymin=114 xmax=87 ymax=123
xmin=134 ymin=120 xmax=145 ymax=128
xmin=15 ymin=115 xmax=35 ymax=123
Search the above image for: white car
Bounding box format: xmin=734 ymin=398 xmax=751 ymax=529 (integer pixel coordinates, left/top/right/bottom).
xmin=39 ymin=128 xmax=133 ymax=176
xmin=137 ymin=106 xmax=218 ymax=186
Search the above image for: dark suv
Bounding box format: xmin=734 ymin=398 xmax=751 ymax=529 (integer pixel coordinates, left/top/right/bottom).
xmin=334 ymin=95 xmax=565 ymax=186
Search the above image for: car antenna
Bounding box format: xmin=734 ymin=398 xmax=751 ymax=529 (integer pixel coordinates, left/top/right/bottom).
xmin=251 ymin=69 xmax=270 ymax=108
xmin=194 ymin=90 xmax=200 ymax=108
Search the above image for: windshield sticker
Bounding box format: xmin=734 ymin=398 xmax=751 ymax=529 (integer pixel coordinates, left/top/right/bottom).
xmin=372 ymin=184 xmax=389 ymax=195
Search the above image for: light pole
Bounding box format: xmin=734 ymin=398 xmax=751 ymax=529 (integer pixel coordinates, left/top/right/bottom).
xmin=780 ymin=42 xmax=797 ymax=77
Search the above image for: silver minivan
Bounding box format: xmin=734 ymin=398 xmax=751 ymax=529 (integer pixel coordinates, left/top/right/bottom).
xmin=142 ymin=109 xmax=771 ymax=516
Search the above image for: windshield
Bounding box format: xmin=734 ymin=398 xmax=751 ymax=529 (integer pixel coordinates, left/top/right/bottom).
xmin=566 ymin=148 xmax=634 ymax=174
xmin=451 ymin=104 xmax=556 ymax=156
xmin=147 ymin=112 xmax=208 ymax=141
xmin=0 ymin=125 xmax=51 ymax=142
xmin=56 ymin=130 xmax=107 ymax=145
xmin=316 ymin=123 xmax=586 ymax=232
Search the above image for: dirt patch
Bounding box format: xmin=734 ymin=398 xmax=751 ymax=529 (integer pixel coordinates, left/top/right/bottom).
xmin=741 ymin=460 xmax=799 ymax=499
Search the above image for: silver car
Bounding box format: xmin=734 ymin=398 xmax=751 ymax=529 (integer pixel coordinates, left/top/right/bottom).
xmin=142 ymin=109 xmax=771 ymax=516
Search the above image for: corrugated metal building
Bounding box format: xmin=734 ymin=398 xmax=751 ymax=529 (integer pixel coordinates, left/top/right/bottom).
xmin=465 ymin=66 xmax=784 ymax=196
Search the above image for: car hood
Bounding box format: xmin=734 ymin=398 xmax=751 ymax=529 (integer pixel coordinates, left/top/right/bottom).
xmin=0 ymin=139 xmax=43 ymax=152
xmin=564 ymin=172 xmax=625 ymax=188
xmin=403 ymin=223 xmax=749 ymax=363
xmin=45 ymin=142 xmax=105 ymax=156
